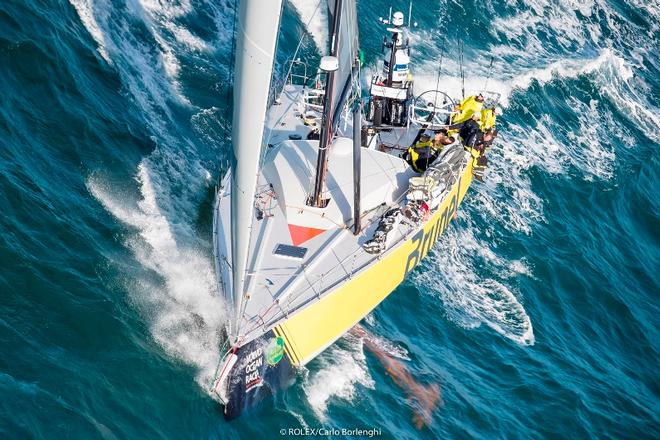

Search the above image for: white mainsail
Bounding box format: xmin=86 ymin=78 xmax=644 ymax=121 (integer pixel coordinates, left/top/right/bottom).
xmin=230 ymin=0 xmax=283 ymax=341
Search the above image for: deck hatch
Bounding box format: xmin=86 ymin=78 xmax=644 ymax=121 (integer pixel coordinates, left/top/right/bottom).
xmin=274 ymin=244 xmax=308 ymax=259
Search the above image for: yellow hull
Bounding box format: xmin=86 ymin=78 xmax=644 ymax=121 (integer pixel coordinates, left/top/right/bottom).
xmin=274 ymin=158 xmax=475 ymax=365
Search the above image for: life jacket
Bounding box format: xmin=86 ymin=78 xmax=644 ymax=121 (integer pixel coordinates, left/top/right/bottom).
xmin=451 ymin=95 xmax=484 ymax=125
xmin=414 ymin=139 xmax=432 ymax=149
xmin=479 ymin=108 xmax=497 ymax=131
xmin=406 ymin=140 xmax=438 ymax=173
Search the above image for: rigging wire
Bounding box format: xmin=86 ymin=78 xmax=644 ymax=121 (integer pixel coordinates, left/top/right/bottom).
xmin=434 ymin=43 xmax=444 ymax=109
xmin=483 ymin=56 xmax=494 ymax=93
xmin=281 ymin=0 xmax=324 ymax=87
xmin=225 ymin=0 xmax=238 ymax=117
xmin=459 ymin=41 xmax=465 ymax=100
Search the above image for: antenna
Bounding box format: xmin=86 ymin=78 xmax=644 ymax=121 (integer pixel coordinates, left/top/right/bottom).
xmin=408 ymin=1 xmax=412 ymax=27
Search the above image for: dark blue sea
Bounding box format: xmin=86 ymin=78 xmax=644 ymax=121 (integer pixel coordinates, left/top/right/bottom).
xmin=1 ymin=0 xmax=658 ymax=438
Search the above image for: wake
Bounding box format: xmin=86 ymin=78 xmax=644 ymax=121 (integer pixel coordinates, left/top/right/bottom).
xmin=302 ymin=334 xmax=375 ymax=420
xmin=415 ymin=227 xmax=535 ymax=346
xmin=87 ymin=162 xmax=226 ymax=389
xmin=74 ymin=0 xmax=232 ymax=394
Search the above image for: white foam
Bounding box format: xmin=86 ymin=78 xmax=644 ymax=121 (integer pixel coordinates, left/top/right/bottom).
xmin=414 ymin=229 xmax=535 ymax=346
xmin=413 ymin=49 xmax=634 ymax=110
xmin=510 ymin=49 xmax=633 ymax=91
xmin=69 ymin=0 xmax=111 ymax=63
xmin=303 ymin=336 xmax=374 ymax=420
xmin=167 ymin=23 xmax=210 ymax=52
xmin=364 ymin=332 xmax=411 ymax=361
xmin=627 ymin=0 xmax=660 ymax=34
xmin=135 ymin=0 xmax=193 ymax=106
xmin=567 ymin=98 xmax=616 ymax=180
xmin=288 ymin=410 xmax=310 ymax=430
xmin=87 ymin=162 xmax=226 ymax=389
xmin=485 ymin=3 xmax=659 ymax=139
xmin=490 ymin=0 xmax=604 ymax=52
xmin=290 ymin=0 xmax=328 ymax=53
xmin=74 ymin=0 xmax=215 ymax=107
xmin=69 ymin=0 xmax=197 ymax=131
xmin=501 ymin=94 xmax=636 ymax=182
xmin=137 ymin=0 xmax=193 ymax=19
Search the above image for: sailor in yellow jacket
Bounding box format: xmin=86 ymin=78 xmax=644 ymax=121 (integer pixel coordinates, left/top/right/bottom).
xmin=472 ymin=106 xmax=502 ymax=182
xmin=479 ymin=106 xmax=502 ymax=132
xmin=445 ymin=93 xmax=485 ymax=138
xmin=404 ymin=133 xmax=442 ymax=173
xmin=451 ymin=93 xmax=485 ymax=125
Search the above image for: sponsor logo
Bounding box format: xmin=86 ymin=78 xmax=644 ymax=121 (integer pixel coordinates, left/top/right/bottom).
xmin=265 ymin=337 xmax=285 ymax=366
xmin=404 ymin=175 xmax=462 ymax=277
xmin=243 ymin=347 xmax=264 ymax=393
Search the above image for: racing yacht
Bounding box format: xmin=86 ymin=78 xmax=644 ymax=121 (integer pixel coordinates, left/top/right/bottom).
xmin=211 ymin=0 xmax=486 ymax=419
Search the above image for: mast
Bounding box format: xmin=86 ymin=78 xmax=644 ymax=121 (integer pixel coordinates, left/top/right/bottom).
xmin=230 ymin=0 xmax=283 ymax=341
xmin=310 ymin=0 xmax=342 ymax=208
xmin=385 ymin=11 xmax=405 ymax=87
xmin=352 ymin=103 xmax=361 ymax=235
xmin=309 ymin=0 xmax=359 ymax=208
xmin=386 ymin=32 xmax=397 ymax=87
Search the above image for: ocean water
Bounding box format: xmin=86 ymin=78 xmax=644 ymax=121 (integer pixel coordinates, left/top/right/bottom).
xmin=0 ymin=0 xmax=658 ymax=438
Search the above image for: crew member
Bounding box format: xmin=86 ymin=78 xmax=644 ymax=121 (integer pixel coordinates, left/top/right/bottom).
xmin=458 ymin=113 xmax=483 ymax=148
xmin=450 ymin=93 xmax=485 ymax=125
xmin=479 ymin=107 xmax=502 ymax=132
xmin=404 ymin=133 xmax=440 ymax=173
xmin=433 ymin=130 xmax=455 ymax=149
xmin=478 ymin=127 xmax=498 ymax=151
xmin=472 ymin=128 xmax=498 ymax=182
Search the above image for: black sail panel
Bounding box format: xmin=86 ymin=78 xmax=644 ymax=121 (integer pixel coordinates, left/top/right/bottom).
xmin=327 ymin=0 xmax=359 ymax=117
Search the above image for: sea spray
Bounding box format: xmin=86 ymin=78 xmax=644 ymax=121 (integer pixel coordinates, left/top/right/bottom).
xmin=87 ymin=162 xmax=226 ymax=389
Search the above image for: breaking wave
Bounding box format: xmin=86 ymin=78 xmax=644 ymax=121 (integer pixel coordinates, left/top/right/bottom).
xmin=413 ymin=48 xmax=635 ymax=109
xmin=69 ymin=0 xmax=111 ymax=63
xmin=289 ymin=0 xmax=328 ymax=53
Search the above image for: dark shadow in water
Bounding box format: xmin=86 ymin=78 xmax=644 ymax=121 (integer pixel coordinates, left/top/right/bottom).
xmin=195 ymin=183 xmax=217 ymax=244
xmin=351 ymin=324 xmax=443 ymax=429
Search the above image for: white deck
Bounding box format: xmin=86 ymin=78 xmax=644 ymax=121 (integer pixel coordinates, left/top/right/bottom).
xmin=214 ymin=84 xmax=467 ymax=346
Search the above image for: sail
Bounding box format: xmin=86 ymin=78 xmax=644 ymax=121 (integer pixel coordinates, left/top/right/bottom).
xmin=327 ymin=0 xmax=359 ymax=119
xmin=230 ymin=0 xmax=283 ymax=341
